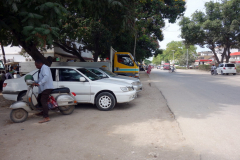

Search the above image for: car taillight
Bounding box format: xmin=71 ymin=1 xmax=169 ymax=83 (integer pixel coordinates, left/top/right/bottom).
xmin=3 ymin=83 xmax=7 ymax=87
xmin=71 ymin=92 xmax=76 ymax=96
xmin=223 ymin=67 xmax=226 ymax=69
xmin=235 ymin=67 xmax=236 ymax=69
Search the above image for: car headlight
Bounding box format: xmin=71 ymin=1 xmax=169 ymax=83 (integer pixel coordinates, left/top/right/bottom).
xmin=121 ymin=86 xmax=134 ymax=92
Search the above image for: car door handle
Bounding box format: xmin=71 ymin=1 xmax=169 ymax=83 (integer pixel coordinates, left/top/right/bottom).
xmin=59 ymin=85 xmax=65 ymax=88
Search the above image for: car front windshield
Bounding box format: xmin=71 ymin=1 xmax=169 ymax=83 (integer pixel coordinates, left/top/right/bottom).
xmin=100 ymin=68 xmax=117 ymax=77
xmin=77 ymin=68 xmax=100 ymax=81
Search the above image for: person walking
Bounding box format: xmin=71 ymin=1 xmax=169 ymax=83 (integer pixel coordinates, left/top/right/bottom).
xmin=33 ymin=59 xmax=54 ymax=123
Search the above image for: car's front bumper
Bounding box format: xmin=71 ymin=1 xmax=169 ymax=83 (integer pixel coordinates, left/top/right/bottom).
xmin=133 ymin=84 xmax=143 ymax=92
xmin=115 ymin=90 xmax=137 ymax=103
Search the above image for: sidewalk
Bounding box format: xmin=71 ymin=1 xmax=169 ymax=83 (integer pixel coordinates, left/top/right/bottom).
xmin=0 ymin=72 xmax=198 ymax=160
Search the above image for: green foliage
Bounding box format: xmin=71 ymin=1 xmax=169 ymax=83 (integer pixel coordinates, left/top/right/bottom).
xmin=144 ymin=59 xmax=151 ymax=65
xmin=152 ymin=41 xmax=197 ymax=65
xmin=179 ymin=0 xmax=240 ymax=64
xmin=198 ymin=65 xmax=211 ymax=71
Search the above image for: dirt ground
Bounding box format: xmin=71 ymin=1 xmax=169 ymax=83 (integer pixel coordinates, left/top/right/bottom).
xmin=0 ymin=72 xmax=199 ymax=160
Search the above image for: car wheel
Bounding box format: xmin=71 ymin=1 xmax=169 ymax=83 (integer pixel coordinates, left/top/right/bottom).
xmin=17 ymin=91 xmax=27 ymax=101
xmin=221 ymin=71 xmax=224 ymax=75
xmin=60 ymin=105 xmax=75 ymax=115
xmin=233 ymin=73 xmax=236 ymax=75
xmin=95 ymin=92 xmax=116 ymax=111
xmin=10 ymin=109 xmax=28 ymax=123
xmin=226 ymin=73 xmax=229 ymax=75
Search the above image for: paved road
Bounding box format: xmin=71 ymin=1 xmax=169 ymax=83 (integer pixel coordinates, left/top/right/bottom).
xmin=0 ymin=72 xmax=198 ymax=160
xmin=149 ymin=69 xmax=240 ymax=160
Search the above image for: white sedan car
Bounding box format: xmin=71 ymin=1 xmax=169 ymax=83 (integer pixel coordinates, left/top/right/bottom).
xmin=86 ymin=67 xmax=142 ymax=92
xmin=2 ymin=66 xmax=137 ymax=111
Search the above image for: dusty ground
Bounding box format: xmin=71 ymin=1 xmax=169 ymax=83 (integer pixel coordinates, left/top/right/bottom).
xmin=0 ymin=72 xmax=199 ymax=160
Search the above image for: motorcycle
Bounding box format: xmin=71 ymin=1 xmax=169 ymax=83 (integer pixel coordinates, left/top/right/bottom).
xmin=211 ymin=69 xmax=218 ymax=75
xmin=9 ymin=75 xmax=77 ymax=123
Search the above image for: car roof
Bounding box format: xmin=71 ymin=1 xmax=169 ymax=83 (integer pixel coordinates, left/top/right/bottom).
xmin=50 ymin=66 xmax=84 ymax=69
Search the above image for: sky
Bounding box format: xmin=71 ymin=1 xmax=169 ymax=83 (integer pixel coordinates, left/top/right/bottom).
xmin=2 ymin=0 xmax=213 ymax=55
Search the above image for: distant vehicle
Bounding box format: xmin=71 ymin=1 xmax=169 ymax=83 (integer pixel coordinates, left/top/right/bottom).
xmin=216 ymin=63 xmax=237 ymax=75
xmin=163 ymin=63 xmax=170 ymax=70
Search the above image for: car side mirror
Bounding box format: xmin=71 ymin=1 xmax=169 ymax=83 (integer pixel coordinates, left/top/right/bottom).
xmin=79 ymin=77 xmax=86 ymax=82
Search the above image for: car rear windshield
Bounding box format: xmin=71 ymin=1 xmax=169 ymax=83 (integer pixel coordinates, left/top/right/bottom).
xmin=77 ymin=68 xmax=100 ymax=81
xmin=225 ymin=64 xmax=235 ymax=67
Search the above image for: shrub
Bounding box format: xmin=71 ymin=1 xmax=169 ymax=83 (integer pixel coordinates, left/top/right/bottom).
xmin=198 ymin=65 xmax=211 ymax=71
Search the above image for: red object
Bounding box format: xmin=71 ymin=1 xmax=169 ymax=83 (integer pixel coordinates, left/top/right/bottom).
xmin=48 ymin=96 xmax=58 ymax=108
xmin=195 ymin=59 xmax=212 ymax=62
xmin=106 ymin=57 xmax=109 ymax=60
xmin=230 ymin=52 xmax=240 ymax=56
xmin=147 ymin=65 xmax=152 ymax=74
xmin=3 ymin=83 xmax=7 ymax=87
xmin=223 ymin=67 xmax=226 ymax=70
xmin=71 ymin=92 xmax=76 ymax=96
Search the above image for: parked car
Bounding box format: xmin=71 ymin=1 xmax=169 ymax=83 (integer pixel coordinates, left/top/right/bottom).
xmin=2 ymin=66 xmax=137 ymax=111
xmin=216 ymin=63 xmax=237 ymax=75
xmin=86 ymin=67 xmax=142 ymax=92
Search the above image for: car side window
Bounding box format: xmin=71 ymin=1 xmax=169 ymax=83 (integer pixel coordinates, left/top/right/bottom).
xmin=59 ymin=69 xmax=83 ymax=81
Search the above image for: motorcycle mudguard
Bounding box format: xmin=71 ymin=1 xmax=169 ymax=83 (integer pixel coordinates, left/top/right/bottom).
xmin=55 ymin=94 xmax=77 ymax=106
xmin=10 ymin=101 xmax=32 ymax=112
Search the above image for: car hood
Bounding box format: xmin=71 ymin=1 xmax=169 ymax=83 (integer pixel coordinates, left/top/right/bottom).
xmin=114 ymin=75 xmax=140 ymax=82
xmin=96 ymin=78 xmax=133 ymax=87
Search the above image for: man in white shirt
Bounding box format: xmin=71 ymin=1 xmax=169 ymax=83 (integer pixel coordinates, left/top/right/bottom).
xmin=33 ymin=59 xmax=54 ymax=123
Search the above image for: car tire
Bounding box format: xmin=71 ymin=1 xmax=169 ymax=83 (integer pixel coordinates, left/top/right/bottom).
xmin=226 ymin=73 xmax=229 ymax=75
xmin=10 ymin=109 xmax=28 ymax=123
xmin=233 ymin=73 xmax=236 ymax=75
xmin=17 ymin=91 xmax=27 ymax=101
xmin=60 ymin=105 xmax=75 ymax=115
xmin=95 ymin=92 xmax=116 ymax=111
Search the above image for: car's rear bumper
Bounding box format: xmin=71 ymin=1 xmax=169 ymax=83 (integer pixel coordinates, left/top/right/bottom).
xmin=115 ymin=90 xmax=137 ymax=103
xmin=2 ymin=92 xmax=18 ymax=101
xmin=222 ymin=70 xmax=236 ymax=73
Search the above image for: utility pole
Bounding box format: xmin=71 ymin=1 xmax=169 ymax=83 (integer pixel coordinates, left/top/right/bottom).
xmin=172 ymin=50 xmax=175 ymax=64
xmin=186 ymin=48 xmax=188 ymax=69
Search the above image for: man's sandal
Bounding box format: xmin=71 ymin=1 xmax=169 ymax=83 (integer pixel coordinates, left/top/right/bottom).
xmin=39 ymin=117 xmax=50 ymax=123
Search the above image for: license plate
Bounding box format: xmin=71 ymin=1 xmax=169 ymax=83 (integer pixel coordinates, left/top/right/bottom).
xmin=229 ymin=67 xmax=232 ymax=69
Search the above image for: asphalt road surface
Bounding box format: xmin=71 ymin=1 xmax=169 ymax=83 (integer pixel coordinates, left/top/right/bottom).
xmin=150 ymin=69 xmax=240 ymax=160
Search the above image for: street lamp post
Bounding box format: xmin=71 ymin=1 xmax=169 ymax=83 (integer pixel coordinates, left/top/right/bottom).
xmin=186 ymin=48 xmax=188 ymax=68
xmin=172 ymin=50 xmax=175 ymax=64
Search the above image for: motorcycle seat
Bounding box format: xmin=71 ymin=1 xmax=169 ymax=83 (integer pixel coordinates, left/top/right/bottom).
xmin=51 ymin=88 xmax=70 ymax=94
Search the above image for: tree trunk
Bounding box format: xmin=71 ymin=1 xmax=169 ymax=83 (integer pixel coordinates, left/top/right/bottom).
xmin=11 ymin=30 xmax=50 ymax=66
xmin=93 ymin=34 xmax=100 ymax=62
xmin=0 ymin=41 xmax=7 ymax=64
xmin=54 ymin=42 xmax=86 ymax=62
xmin=221 ymin=47 xmax=227 ymax=63
xmin=225 ymin=46 xmax=231 ymax=63
xmin=210 ymin=48 xmax=220 ymax=64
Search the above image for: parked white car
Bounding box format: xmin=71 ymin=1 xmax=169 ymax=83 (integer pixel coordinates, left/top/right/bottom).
xmin=2 ymin=66 xmax=137 ymax=111
xmin=216 ymin=63 xmax=237 ymax=75
xmin=86 ymin=67 xmax=142 ymax=92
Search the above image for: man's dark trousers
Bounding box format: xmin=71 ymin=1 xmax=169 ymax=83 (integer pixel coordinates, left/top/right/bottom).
xmin=37 ymin=89 xmax=52 ymax=118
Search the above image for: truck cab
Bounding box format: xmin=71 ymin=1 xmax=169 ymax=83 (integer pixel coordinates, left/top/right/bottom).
xmin=113 ymin=52 xmax=139 ymax=78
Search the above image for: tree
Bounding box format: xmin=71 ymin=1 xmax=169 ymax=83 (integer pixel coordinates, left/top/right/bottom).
xmin=179 ymin=0 xmax=240 ymax=64
xmin=112 ymin=0 xmax=186 ymax=61
xmin=152 ymin=41 xmax=197 ymax=65
xmin=144 ymin=59 xmax=151 ymax=65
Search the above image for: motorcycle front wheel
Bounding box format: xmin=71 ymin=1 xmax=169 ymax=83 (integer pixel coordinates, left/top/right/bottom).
xmin=10 ymin=109 xmax=28 ymax=123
